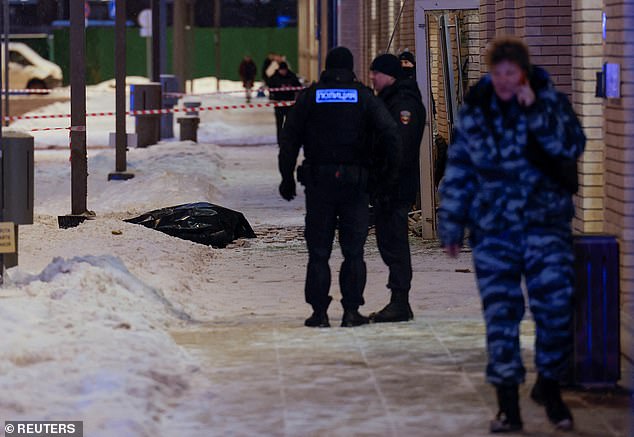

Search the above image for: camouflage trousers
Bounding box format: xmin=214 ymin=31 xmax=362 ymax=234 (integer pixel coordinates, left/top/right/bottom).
xmin=471 ymin=223 xmax=574 ymax=385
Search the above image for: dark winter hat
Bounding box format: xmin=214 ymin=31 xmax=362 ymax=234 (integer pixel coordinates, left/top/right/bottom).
xmin=325 ymin=46 xmax=354 ymax=71
xmin=398 ymin=51 xmax=415 ymax=65
xmin=278 ymin=61 xmax=288 ymax=70
xmin=370 ymin=54 xmax=402 ymax=79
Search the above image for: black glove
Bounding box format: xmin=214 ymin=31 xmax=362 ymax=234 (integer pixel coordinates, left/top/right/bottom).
xmin=371 ymin=184 xmax=397 ymax=209
xmin=373 ymin=193 xmax=394 ymax=210
xmin=279 ymin=178 xmax=296 ymax=201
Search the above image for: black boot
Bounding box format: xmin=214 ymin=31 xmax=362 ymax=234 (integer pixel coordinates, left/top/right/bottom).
xmin=305 ymin=299 xmax=331 ymax=328
xmin=490 ymin=384 xmax=523 ymax=433
xmin=530 ymin=374 xmax=574 ymax=431
xmin=341 ymin=309 xmax=370 ymax=327
xmin=369 ymin=290 xmax=414 ymax=323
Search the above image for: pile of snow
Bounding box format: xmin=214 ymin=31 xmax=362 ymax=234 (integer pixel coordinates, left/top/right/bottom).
xmin=0 ymin=255 xmax=212 ymax=435
xmin=34 ymin=142 xmax=223 ymax=216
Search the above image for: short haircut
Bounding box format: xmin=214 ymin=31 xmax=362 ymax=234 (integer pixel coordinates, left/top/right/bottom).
xmin=485 ymin=36 xmax=531 ymax=73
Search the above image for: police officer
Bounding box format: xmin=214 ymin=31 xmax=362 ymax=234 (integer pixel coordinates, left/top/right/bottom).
xmin=278 ymin=46 xmax=401 ymax=328
xmin=368 ymin=54 xmax=426 ymax=323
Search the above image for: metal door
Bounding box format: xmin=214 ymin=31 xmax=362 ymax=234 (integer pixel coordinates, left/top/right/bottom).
xmin=414 ymin=0 xmax=479 ymax=238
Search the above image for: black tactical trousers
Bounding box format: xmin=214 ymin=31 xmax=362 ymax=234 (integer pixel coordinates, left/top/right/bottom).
xmin=304 ymin=181 xmax=369 ymax=311
xmin=374 ymin=201 xmax=412 ymax=293
xmin=274 ymin=106 xmax=291 ymax=145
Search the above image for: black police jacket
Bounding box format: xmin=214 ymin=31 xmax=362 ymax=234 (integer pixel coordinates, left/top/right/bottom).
xmin=279 ymin=68 xmax=401 ymax=188
xmin=268 ymin=71 xmax=302 ymax=101
xmin=375 ymin=78 xmax=426 ymax=203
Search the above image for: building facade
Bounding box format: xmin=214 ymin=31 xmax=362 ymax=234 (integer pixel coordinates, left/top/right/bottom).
xmin=297 ymin=0 xmax=634 ymax=390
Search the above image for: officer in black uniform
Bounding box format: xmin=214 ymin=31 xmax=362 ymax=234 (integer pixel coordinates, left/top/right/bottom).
xmin=368 ymin=54 xmax=426 ymax=323
xmin=278 ymin=46 xmax=401 ymax=328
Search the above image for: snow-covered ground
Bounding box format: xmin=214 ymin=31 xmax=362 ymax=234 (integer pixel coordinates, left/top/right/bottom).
xmin=2 ymin=78 xmax=294 ymax=435
xmin=1 ymin=78 xmax=630 ymax=437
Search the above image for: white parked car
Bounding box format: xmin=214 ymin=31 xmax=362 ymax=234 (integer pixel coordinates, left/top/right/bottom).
xmin=1 ymin=42 xmax=63 ymax=90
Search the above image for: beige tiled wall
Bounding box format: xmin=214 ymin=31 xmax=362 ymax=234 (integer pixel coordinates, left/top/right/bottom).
xmin=572 ymin=1 xmax=605 ymax=234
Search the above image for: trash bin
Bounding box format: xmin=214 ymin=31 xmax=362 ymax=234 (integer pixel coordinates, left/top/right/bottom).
xmin=183 ymin=100 xmax=201 ymax=117
xmin=569 ymin=235 xmax=621 ymax=388
xmin=130 ymin=82 xmax=162 ymax=147
xmin=177 ymin=116 xmax=200 ymax=142
xmin=3 ymin=131 xmax=34 ymax=226
xmin=160 ymin=74 xmax=179 ymax=139
xmin=2 ymin=131 xmax=34 ymax=268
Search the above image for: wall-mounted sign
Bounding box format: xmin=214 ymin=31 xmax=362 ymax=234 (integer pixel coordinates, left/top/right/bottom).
xmin=0 ymin=222 xmax=15 ymax=254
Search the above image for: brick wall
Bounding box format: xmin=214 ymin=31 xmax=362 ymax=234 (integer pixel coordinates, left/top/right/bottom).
xmin=572 ymin=1 xmax=605 ymax=234
xmin=397 ymin=0 xmax=416 ymax=56
xmin=603 ymin=0 xmax=634 ymax=390
xmin=357 ymin=1 xmax=417 ymax=86
xmin=516 ymin=0 xmax=573 ymax=96
xmin=479 ymin=0 xmax=573 ymax=95
xmin=338 ymin=0 xmax=363 ymax=80
xmin=464 ymin=10 xmax=482 ymax=87
xmin=496 ymin=0 xmax=517 ymax=35
xmin=358 ymin=0 xmax=381 ymax=85
xmin=480 ymin=1 xmax=497 ymax=74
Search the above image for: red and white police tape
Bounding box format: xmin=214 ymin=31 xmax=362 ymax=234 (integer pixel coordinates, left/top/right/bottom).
xmin=2 ymin=85 xmax=305 ymax=98
xmin=163 ymin=85 xmax=305 ymax=98
xmin=12 ymin=100 xmax=296 ymax=132
xmin=0 ymin=88 xmax=57 ymax=94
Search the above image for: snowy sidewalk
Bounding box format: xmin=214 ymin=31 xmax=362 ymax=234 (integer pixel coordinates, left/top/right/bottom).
xmin=170 ymin=144 xmax=630 ymax=437
xmin=173 ymin=315 xmax=629 ymax=437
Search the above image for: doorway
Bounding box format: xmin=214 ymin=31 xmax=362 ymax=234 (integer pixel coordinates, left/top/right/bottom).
xmin=414 ymin=0 xmax=480 ymax=238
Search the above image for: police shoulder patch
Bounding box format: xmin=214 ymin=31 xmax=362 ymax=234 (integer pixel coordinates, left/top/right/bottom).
xmin=400 ymin=110 xmax=411 ymax=125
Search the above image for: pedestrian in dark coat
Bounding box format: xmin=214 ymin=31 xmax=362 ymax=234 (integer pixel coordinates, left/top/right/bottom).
xmin=278 ymin=46 xmax=402 ymax=328
xmin=438 ymin=37 xmax=585 ymax=433
xmin=262 ymin=52 xmax=276 ymax=86
xmin=238 ymin=55 xmax=257 ymax=103
xmin=268 ymin=62 xmax=302 ymax=145
xmin=398 ymin=50 xmax=416 ymax=80
xmin=367 ymin=53 xmax=426 ymax=323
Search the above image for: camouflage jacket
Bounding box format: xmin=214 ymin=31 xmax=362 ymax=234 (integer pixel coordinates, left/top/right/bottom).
xmin=438 ymin=67 xmax=586 ymax=246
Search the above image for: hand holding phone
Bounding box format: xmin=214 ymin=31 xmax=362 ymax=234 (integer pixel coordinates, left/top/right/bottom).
xmin=516 ymin=73 xmax=536 ymax=107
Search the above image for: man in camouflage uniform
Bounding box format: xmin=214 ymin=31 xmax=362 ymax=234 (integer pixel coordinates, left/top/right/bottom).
xmin=438 ymin=37 xmax=585 ymax=433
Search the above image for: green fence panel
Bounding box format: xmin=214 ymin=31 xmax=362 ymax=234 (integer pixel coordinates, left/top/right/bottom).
xmin=52 ymin=27 xmax=297 ymax=86
xmin=194 ymin=27 xmax=298 ymax=81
